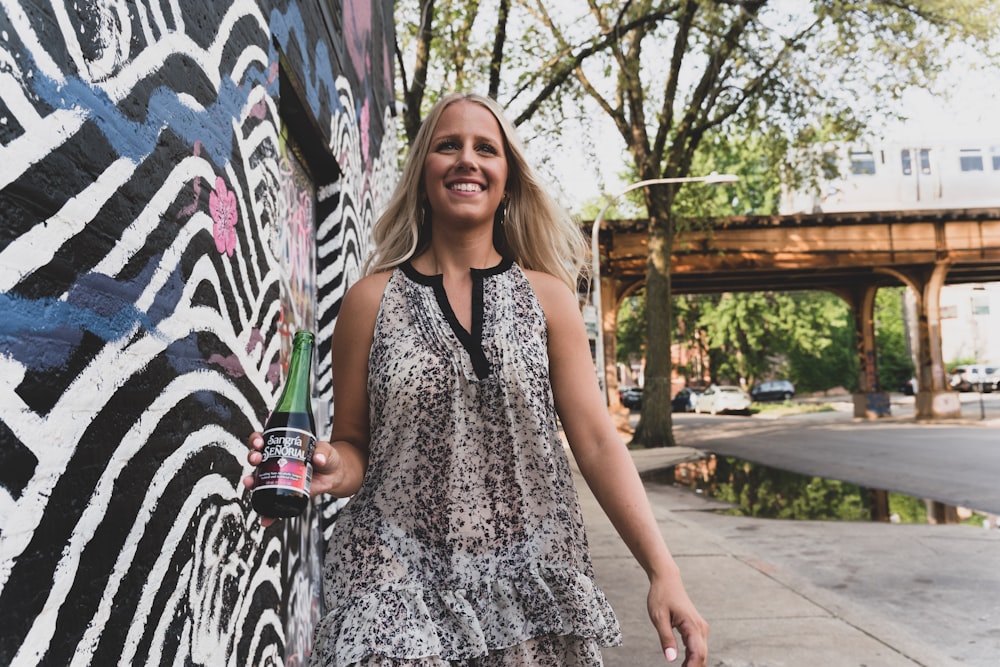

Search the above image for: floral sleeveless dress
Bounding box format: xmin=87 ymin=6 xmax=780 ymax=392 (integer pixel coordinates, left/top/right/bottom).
xmin=309 ymin=259 xmax=621 ymax=666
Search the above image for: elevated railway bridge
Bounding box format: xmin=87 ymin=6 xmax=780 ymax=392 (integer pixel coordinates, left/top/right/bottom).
xmin=590 ymin=207 xmax=1000 ymax=419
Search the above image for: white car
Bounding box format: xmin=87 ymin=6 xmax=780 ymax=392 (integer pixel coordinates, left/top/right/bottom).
xmin=950 ymin=365 xmax=998 ymax=392
xmin=695 ymin=385 xmax=752 ymax=415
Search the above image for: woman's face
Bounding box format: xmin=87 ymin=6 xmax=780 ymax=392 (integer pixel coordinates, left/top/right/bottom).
xmin=422 ymin=100 xmax=509 ymax=229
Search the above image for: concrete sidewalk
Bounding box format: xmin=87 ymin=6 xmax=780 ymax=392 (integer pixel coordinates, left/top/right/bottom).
xmin=572 ymin=442 xmax=1000 ymax=667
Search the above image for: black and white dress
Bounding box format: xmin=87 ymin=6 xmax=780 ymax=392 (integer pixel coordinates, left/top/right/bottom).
xmin=309 ymin=259 xmax=621 ymax=666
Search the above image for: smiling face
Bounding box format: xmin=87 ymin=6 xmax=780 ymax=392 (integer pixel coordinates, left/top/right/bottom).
xmin=422 ymin=100 xmax=509 ymax=230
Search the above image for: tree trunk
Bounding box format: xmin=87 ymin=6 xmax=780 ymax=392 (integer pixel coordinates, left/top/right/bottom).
xmin=632 ymin=214 xmax=676 ymax=447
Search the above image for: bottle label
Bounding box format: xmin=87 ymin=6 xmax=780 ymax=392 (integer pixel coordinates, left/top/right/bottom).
xmin=255 ymin=426 xmax=316 ymax=497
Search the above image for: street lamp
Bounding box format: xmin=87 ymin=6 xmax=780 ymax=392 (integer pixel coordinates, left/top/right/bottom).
xmin=971 ymin=285 xmax=987 ymax=420
xmin=589 ymin=173 xmax=740 ymax=403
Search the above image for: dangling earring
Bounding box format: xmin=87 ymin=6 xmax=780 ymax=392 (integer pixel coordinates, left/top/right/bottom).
xmin=498 ymin=194 xmax=510 ymax=226
xmin=419 ymin=199 xmax=431 ymax=229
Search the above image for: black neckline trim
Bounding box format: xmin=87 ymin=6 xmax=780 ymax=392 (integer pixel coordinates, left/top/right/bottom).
xmin=400 ymin=258 xmax=513 ymax=380
xmin=400 ymin=257 xmax=513 ymax=283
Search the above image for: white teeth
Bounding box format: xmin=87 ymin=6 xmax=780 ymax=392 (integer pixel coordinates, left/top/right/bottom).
xmin=449 ymin=182 xmax=483 ymax=192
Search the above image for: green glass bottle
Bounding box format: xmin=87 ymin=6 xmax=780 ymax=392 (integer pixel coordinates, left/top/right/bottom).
xmin=252 ymin=330 xmax=317 ymax=518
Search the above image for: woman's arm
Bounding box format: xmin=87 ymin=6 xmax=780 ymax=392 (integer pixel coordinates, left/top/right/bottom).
xmin=245 ymin=272 xmax=390 ymax=502
xmin=527 ymin=271 xmax=709 ymax=666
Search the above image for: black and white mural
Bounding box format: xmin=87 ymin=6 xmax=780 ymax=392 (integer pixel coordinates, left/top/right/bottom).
xmin=0 ymin=1 xmax=396 ymax=664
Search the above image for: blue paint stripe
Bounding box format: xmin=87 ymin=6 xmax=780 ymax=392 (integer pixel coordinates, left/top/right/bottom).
xmin=22 ymin=3 xmax=350 ymax=169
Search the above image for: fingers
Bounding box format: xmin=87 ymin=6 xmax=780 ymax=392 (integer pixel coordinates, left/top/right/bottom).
xmin=243 ymin=432 xmax=264 ymax=490
xmin=648 ymin=580 xmax=709 ymax=667
xmin=244 ymin=432 xmax=281 ymax=527
xmin=675 ymin=615 xmax=709 ymax=667
xmin=247 ymin=432 xmax=264 ymax=455
xmin=312 ymin=440 xmax=334 ymax=470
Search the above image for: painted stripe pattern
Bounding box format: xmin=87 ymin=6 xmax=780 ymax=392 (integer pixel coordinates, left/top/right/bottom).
xmin=0 ymin=1 xmax=395 ymax=664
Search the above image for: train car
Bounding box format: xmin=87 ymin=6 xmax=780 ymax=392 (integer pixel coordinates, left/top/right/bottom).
xmin=780 ymin=140 xmax=1000 ymax=214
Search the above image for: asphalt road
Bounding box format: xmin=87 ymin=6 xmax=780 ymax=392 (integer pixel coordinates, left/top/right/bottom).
xmin=642 ymin=392 xmax=1000 ymax=515
xmin=610 ymin=393 xmax=1000 ymax=666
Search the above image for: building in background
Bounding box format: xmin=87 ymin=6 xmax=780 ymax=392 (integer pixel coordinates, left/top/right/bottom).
xmin=919 ymin=283 xmax=1000 ymax=366
xmin=0 ymin=1 xmax=395 ymax=664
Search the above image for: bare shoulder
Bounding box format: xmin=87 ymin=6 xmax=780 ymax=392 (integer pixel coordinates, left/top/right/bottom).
xmin=341 ymin=271 xmax=392 ymax=313
xmin=334 ymin=271 xmax=393 ymax=340
xmin=521 ymin=268 xmax=582 ymax=320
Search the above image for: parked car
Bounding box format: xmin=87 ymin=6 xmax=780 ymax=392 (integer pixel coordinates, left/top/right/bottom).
xmin=750 ymin=379 xmax=796 ymax=402
xmin=694 ymin=385 xmax=752 ymax=415
xmin=671 ymin=387 xmax=703 ymax=413
xmin=949 ymin=365 xmax=998 ymax=392
xmin=900 ymin=377 xmax=918 ymax=395
xmin=620 ymin=386 xmax=643 ymax=409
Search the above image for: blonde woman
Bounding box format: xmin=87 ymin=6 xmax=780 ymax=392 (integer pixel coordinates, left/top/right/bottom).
xmin=246 ymin=93 xmax=708 ymax=666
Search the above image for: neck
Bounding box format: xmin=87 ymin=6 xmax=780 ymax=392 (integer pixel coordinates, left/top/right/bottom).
xmin=416 ymin=229 xmax=501 ymax=276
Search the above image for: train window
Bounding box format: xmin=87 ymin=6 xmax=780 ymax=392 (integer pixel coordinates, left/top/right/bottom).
xmin=919 ymin=149 xmax=931 ymax=174
xmin=849 ymin=150 xmax=876 ymax=175
xmin=900 ymin=149 xmax=912 ymax=175
xmin=959 ymin=148 xmax=984 ymax=171
xmin=991 ymin=146 xmax=1000 ymax=170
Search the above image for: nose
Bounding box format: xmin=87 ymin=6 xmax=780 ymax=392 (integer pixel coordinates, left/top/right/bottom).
xmin=455 ymin=145 xmax=478 ymax=170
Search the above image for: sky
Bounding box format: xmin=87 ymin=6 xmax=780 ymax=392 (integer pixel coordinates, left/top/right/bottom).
xmin=522 ymin=20 xmax=1000 ymax=213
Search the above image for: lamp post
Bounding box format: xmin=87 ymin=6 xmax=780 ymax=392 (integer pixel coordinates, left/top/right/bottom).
xmin=971 ymin=285 xmax=986 ymax=420
xmin=589 ymin=173 xmax=740 ymax=403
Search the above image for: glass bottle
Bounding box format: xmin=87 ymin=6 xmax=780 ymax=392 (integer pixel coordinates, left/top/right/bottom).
xmin=251 ymin=330 xmax=317 ymax=518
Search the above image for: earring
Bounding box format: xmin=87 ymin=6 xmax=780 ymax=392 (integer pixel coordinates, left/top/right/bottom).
xmin=498 ymin=194 xmax=510 ymax=226
xmin=419 ymin=199 xmax=430 ymax=228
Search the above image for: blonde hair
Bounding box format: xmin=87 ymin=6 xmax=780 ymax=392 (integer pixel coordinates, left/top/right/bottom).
xmin=364 ymin=93 xmax=588 ymax=291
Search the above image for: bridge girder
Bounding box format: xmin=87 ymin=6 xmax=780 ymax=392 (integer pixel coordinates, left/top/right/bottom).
xmin=600 ymin=209 xmax=1000 ymax=295
xmin=589 ymin=208 xmax=1000 ymax=420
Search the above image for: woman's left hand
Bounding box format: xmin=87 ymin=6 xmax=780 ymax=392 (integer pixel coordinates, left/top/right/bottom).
xmin=647 ymin=571 xmax=709 ymax=665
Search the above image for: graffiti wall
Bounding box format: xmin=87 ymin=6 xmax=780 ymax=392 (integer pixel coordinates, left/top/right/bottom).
xmin=0 ymin=1 xmax=396 ymax=665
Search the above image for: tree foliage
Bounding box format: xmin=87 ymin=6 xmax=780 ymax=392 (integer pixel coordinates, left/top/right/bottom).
xmin=616 ymin=292 xmax=646 ymax=366
xmin=703 ymin=457 xmax=871 ymax=521
xmin=874 ymin=287 xmax=916 ymax=391
xmin=392 ymin=0 xmax=998 ymax=446
xmin=626 ymin=287 xmax=912 ymax=397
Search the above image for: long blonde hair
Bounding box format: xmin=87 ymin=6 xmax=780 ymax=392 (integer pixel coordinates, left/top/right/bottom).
xmin=364 ymin=93 xmax=588 ymax=291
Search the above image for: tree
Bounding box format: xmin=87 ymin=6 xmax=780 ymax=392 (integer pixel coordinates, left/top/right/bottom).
xmin=521 ymin=0 xmax=997 ymax=446
xmin=698 ymin=292 xmax=781 ymax=386
xmin=781 ymin=291 xmax=857 ymax=393
xmin=395 ymin=0 xmax=513 ymax=142
xmin=689 ymin=290 xmax=857 ymax=392
xmin=616 ymin=292 xmax=646 ymax=367
xmin=874 ymin=287 xmax=915 ymax=391
xmin=393 ymin=1 xmax=997 ymax=446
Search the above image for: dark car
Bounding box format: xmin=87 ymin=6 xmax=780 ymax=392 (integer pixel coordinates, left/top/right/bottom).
xmin=671 ymin=387 xmax=702 ymax=413
xmin=620 ymin=386 xmax=643 ymax=409
xmin=750 ymin=379 xmax=795 ymax=402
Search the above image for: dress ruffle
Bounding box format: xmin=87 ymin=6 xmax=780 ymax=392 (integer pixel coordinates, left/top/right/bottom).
xmin=309 ymin=564 xmax=621 ymax=666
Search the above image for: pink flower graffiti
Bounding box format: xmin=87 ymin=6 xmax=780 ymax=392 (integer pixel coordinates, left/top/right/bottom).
xmin=210 ymin=177 xmax=238 ymax=256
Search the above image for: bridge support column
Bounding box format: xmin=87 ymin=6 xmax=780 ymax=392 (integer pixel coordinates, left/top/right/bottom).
xmin=841 ymin=285 xmax=891 ymax=419
xmin=882 ymin=263 xmax=961 ymax=419
xmin=912 ymin=263 xmax=962 ymax=419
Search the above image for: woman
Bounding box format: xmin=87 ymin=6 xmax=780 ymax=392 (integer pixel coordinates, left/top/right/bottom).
xmin=246 ymin=93 xmax=708 ymax=666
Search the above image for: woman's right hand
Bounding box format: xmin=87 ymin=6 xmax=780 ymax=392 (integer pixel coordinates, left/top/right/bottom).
xmin=242 ymin=433 xmax=346 ymax=525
